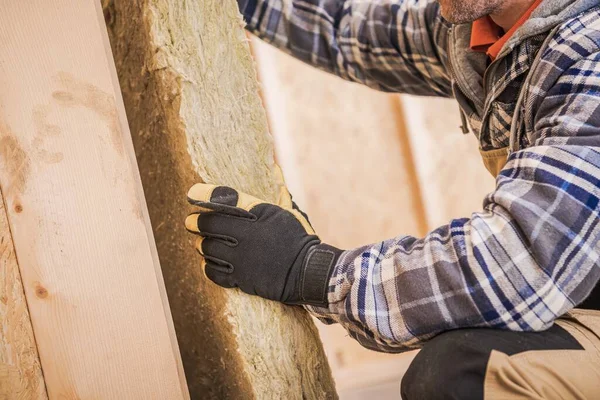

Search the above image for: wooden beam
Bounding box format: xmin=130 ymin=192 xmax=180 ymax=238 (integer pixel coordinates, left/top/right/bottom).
xmin=0 ymin=1 xmax=188 ymax=398
xmin=103 ymin=0 xmax=337 ymax=398
xmin=0 ymin=188 xmax=47 ymax=400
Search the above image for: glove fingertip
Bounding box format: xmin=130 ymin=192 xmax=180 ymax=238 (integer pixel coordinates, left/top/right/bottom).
xmin=187 ymin=183 xmax=217 ymax=202
xmin=209 ymin=186 xmax=240 ymax=207
xmin=195 ymin=236 xmax=205 ymax=254
xmin=185 ymin=214 xmax=201 ymax=233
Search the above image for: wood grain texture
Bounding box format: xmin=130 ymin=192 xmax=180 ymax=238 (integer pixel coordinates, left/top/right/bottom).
xmin=102 ymin=0 xmax=337 ymax=399
xmin=0 ymin=1 xmax=188 ymax=398
xmin=0 ymin=190 xmax=46 ymax=400
xmin=251 ymin=39 xmax=422 ymax=393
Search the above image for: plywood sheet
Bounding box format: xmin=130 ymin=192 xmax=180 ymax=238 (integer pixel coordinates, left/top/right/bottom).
xmin=0 ymin=1 xmax=188 ymax=398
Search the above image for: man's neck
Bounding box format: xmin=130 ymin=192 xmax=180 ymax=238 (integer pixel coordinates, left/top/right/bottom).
xmin=489 ymin=0 xmax=538 ymax=31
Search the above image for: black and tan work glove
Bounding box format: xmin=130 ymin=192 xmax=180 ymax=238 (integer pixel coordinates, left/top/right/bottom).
xmin=185 ymin=184 xmax=341 ymax=307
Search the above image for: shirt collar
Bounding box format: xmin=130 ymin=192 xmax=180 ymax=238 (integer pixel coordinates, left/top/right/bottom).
xmin=470 ymin=0 xmax=545 ymax=60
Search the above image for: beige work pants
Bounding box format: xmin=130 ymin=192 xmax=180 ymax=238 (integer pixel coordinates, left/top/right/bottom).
xmin=401 ymin=148 xmax=600 ymax=399
xmin=485 ymin=309 xmax=600 ymax=399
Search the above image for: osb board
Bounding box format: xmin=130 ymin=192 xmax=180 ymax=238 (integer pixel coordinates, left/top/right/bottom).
xmin=251 ymin=39 xmax=422 ymax=392
xmin=102 ymin=1 xmax=337 ymax=399
xmin=0 ymin=190 xmax=46 ymax=400
xmin=399 ymin=95 xmax=496 ymax=228
xmin=0 ymin=0 xmax=188 ymax=398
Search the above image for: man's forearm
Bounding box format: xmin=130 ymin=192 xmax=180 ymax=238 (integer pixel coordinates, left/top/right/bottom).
xmin=306 ymin=144 xmax=600 ymax=352
xmin=237 ymin=0 xmax=453 ymax=95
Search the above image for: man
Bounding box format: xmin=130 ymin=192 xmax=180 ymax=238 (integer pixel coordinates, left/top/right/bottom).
xmin=185 ymin=0 xmax=600 ymax=398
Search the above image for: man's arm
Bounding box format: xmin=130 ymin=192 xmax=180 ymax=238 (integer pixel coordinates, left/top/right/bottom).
xmin=238 ymin=0 xmax=452 ymax=95
xmin=306 ymin=50 xmax=600 ymax=352
xmin=184 ymin=50 xmax=600 ymax=353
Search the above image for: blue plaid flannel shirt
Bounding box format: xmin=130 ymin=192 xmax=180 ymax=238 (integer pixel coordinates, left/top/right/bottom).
xmin=238 ymin=0 xmax=600 ymax=352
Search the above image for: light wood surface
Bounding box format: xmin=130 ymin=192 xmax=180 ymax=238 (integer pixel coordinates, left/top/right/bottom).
xmin=0 ymin=1 xmax=188 ymax=398
xmin=0 ymin=189 xmax=47 ymax=400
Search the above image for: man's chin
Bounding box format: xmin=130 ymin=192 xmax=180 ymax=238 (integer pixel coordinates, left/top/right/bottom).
xmin=437 ymin=0 xmax=491 ymax=24
xmin=440 ymin=12 xmax=476 ymax=24
xmin=438 ymin=8 xmax=470 ymax=24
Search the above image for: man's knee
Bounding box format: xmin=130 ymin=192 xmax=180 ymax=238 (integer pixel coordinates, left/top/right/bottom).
xmin=401 ymin=329 xmax=491 ymax=400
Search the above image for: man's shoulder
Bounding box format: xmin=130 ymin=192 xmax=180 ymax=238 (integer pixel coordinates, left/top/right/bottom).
xmin=542 ymin=6 xmax=600 ymax=67
xmin=523 ymin=6 xmax=600 ymax=101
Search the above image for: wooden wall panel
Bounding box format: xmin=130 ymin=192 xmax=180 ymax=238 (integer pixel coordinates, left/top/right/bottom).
xmin=0 ymin=190 xmax=46 ymax=400
xmin=0 ymin=1 xmax=188 ymax=398
xmin=103 ymin=0 xmax=337 ymax=399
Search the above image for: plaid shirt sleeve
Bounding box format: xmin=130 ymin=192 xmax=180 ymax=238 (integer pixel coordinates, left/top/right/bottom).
xmin=237 ymin=0 xmax=452 ymax=96
xmin=306 ymin=50 xmax=600 ymax=352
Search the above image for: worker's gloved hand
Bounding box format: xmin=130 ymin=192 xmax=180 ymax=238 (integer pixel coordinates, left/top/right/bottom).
xmin=185 ymin=184 xmax=342 ymax=307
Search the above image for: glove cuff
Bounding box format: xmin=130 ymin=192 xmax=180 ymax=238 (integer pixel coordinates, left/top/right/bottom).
xmin=300 ymin=244 xmax=342 ymax=307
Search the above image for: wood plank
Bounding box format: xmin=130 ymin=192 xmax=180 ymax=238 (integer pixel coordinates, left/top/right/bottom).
xmin=0 ymin=1 xmax=188 ymax=398
xmin=250 ymin=39 xmax=422 ymax=392
xmin=102 ymin=0 xmax=337 ymax=399
xmin=0 ymin=188 xmax=47 ymax=400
